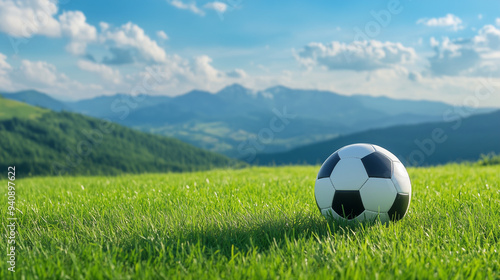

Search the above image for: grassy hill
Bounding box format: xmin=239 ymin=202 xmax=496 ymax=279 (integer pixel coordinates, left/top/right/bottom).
xmin=0 ymin=96 xmax=49 ymax=120
xmin=0 ymin=98 xmax=237 ymax=177
xmin=2 ymin=165 xmax=499 ymax=278
xmin=254 ymin=110 xmax=500 ymax=166
xmin=1 ymin=90 xmax=69 ymax=111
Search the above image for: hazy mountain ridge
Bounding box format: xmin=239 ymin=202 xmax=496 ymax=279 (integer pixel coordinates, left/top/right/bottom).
xmin=2 ymin=85 xmax=494 ymax=156
xmin=253 ymin=110 xmax=500 ymax=166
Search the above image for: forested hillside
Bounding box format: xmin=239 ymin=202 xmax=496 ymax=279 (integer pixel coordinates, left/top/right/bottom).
xmin=0 ymin=98 xmax=237 ymax=177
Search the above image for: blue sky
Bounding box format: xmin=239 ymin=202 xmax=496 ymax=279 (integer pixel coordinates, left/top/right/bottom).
xmin=0 ymin=0 xmax=499 ymax=106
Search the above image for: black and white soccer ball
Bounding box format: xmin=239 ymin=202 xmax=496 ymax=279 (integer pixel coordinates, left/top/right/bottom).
xmin=315 ymin=143 xmax=411 ymax=223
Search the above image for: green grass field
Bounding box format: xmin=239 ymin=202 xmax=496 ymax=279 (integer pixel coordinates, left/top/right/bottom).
xmin=2 ymin=164 xmax=499 ymax=279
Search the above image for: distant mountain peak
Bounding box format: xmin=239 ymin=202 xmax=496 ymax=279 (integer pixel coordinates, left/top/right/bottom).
xmin=183 ymin=89 xmax=213 ymax=98
xmin=265 ymin=85 xmax=290 ymax=93
xmin=220 ymin=83 xmax=248 ymax=91
xmin=3 ymin=89 xmax=52 ymax=97
xmin=12 ymin=89 xmax=45 ymax=94
xmin=217 ymin=84 xmax=254 ymax=96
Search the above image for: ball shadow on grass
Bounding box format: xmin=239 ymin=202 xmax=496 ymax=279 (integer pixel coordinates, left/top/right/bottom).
xmin=38 ymin=212 xmax=388 ymax=266
xmin=151 ymin=212 xmax=384 ymax=260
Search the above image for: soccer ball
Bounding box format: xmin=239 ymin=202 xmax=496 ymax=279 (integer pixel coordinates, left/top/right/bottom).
xmin=314 ymin=143 xmax=411 ymax=223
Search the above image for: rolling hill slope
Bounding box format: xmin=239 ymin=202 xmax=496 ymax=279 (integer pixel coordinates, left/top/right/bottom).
xmin=253 ymin=110 xmax=500 ymax=166
xmin=0 ymin=96 xmax=49 ymax=120
xmin=0 ymin=97 xmax=237 ymax=177
xmin=1 ymin=90 xmax=69 ymax=111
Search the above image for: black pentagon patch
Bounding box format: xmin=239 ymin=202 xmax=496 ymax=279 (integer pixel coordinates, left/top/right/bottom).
xmin=388 ymin=193 xmax=410 ymax=221
xmin=317 ymin=152 xmax=341 ymax=179
xmin=332 ymin=190 xmax=365 ymax=220
xmin=361 ymin=152 xmax=392 ymax=178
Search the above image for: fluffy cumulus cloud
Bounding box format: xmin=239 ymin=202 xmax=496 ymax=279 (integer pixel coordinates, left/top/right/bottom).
xmin=192 ymin=55 xmax=222 ymax=81
xmin=123 ymin=54 xmax=256 ymax=95
xmin=0 ymin=53 xmax=11 ymax=71
xmin=99 ymin=22 xmax=110 ymax=31
xmin=167 ymin=0 xmax=205 ymax=16
xmin=428 ymin=24 xmax=500 ymax=77
xmin=473 ymin=24 xmax=500 ymax=50
xmin=18 ymin=60 xmax=60 ymax=86
xmin=417 ymin=14 xmax=463 ymax=31
xmin=0 ymin=0 xmax=97 ymax=56
xmin=0 ymin=53 xmax=12 ymax=87
xmin=100 ymin=22 xmax=167 ymax=63
xmin=59 ymin=11 xmax=97 ymax=55
xmin=0 ymin=1 xmax=248 ymax=97
xmin=157 ymin=30 xmax=168 ymax=40
xmin=428 ymin=37 xmax=481 ymax=76
xmin=204 ymin=2 xmax=228 ymax=13
xmin=0 ymin=57 xmax=103 ymax=98
xmin=226 ymin=68 xmax=247 ymax=78
xmin=0 ymin=0 xmax=61 ymax=37
xmin=296 ymin=40 xmax=416 ymax=71
xmin=77 ymin=60 xmax=122 ymax=84
xmin=0 ymin=1 xmax=167 ymax=64
xmin=166 ymin=0 xmax=232 ymax=16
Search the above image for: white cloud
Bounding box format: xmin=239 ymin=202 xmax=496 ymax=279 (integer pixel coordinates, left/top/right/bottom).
xmin=296 ymin=40 xmax=416 ymax=71
xmin=59 ymin=11 xmax=96 ymax=42
xmin=192 ymin=55 xmax=222 ymax=81
xmin=77 ymin=60 xmax=122 ymax=84
xmin=427 ymin=25 xmax=500 ymax=77
xmin=417 ymin=14 xmax=464 ymax=31
xmin=0 ymin=53 xmax=12 ymax=87
xmin=99 ymin=22 xmax=110 ymax=31
xmin=100 ymin=22 xmax=167 ymax=63
xmin=157 ymin=30 xmax=168 ymax=40
xmin=0 ymin=53 xmax=11 ymax=71
xmin=256 ymin=64 xmax=270 ymax=73
xmin=478 ymin=14 xmax=483 ymax=20
xmin=167 ymin=0 xmax=205 ymax=16
xmin=59 ymin=11 xmax=97 ymax=55
xmin=204 ymin=2 xmax=228 ymax=13
xmin=0 ymin=1 xmax=99 ymax=55
xmin=126 ymin=54 xmax=253 ymax=95
xmin=497 ymin=18 xmax=500 ymax=27
xmin=473 ymin=24 xmax=500 ymax=50
xmin=0 ymin=0 xmax=61 ymax=38
xmin=428 ymin=37 xmax=481 ymax=76
xmin=18 ymin=60 xmax=59 ymax=86
xmin=430 ymin=37 xmax=439 ymax=47
xmin=226 ymin=68 xmax=247 ymax=78
xmin=1 ymin=58 xmax=103 ymax=99
xmin=64 ymin=41 xmax=86 ymax=56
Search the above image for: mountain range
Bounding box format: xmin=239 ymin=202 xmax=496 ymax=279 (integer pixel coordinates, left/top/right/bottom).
xmin=253 ymin=109 xmax=500 ymax=166
xmin=2 ymin=85 xmax=495 ymax=158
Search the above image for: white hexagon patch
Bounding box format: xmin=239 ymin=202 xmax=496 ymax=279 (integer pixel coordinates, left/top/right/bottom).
xmin=392 ymin=161 xmax=412 ymax=194
xmin=315 ymin=178 xmax=336 ymax=209
xmin=330 ymin=158 xmax=368 ymax=191
xmin=360 ymin=178 xmax=397 ymax=212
